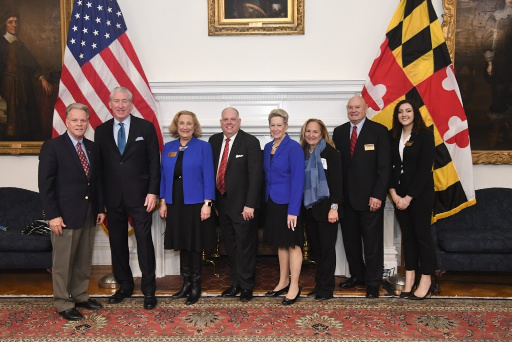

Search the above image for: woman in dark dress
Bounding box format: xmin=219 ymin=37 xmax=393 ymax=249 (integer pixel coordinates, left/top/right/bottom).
xmin=300 ymin=118 xmax=342 ymax=300
xmin=159 ymin=110 xmax=216 ymax=305
xmin=263 ymin=109 xmax=305 ymax=305
xmin=389 ymin=99 xmax=436 ymax=300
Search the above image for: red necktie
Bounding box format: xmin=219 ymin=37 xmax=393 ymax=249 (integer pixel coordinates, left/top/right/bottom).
xmin=77 ymin=141 xmax=90 ymax=177
xmin=216 ymin=138 xmax=230 ymax=194
xmin=350 ymin=126 xmax=357 ymax=157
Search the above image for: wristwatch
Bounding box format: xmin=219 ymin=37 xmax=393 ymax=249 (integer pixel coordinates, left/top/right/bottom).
xmin=330 ymin=204 xmax=338 ymax=210
xmin=204 ymin=201 xmax=213 ymax=207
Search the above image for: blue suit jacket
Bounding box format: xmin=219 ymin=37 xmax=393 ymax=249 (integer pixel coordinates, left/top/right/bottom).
xmin=263 ymin=134 xmax=305 ymax=216
xmin=160 ymin=136 xmax=215 ymax=204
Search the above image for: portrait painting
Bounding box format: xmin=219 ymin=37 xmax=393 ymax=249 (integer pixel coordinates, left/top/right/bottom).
xmin=443 ymin=0 xmax=512 ymax=163
xmin=0 ymin=0 xmax=72 ymax=154
xmin=208 ymin=0 xmax=304 ymax=36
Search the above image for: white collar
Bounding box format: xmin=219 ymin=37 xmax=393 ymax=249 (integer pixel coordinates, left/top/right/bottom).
xmin=3 ymin=32 xmax=18 ymax=43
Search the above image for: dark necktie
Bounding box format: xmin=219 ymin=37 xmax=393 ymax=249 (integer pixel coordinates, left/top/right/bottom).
xmin=77 ymin=141 xmax=90 ymax=178
xmin=118 ymin=122 xmax=126 ymax=154
xmin=350 ymin=126 xmax=357 ymax=157
xmin=216 ymin=138 xmax=230 ymax=195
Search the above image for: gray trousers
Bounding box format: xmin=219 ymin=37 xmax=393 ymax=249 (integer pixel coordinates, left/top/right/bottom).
xmin=50 ymin=207 xmax=95 ymax=312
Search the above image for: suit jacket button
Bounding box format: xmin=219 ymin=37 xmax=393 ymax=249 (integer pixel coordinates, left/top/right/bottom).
xmin=85 ymin=196 xmax=89 ymax=200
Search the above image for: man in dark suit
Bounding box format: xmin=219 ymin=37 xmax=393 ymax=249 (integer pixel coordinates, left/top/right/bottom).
xmin=209 ymin=107 xmax=263 ymax=302
xmin=94 ymin=87 xmax=160 ymax=309
xmin=39 ymin=103 xmax=105 ymax=321
xmin=332 ymin=95 xmax=391 ymax=298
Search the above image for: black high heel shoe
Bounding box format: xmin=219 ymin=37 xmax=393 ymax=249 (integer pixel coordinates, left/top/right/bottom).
xmin=408 ymin=284 xmax=434 ymax=300
xmin=265 ymin=285 xmax=290 ymax=297
xmin=399 ymin=291 xmax=412 ymax=299
xmin=282 ymin=288 xmax=301 ymax=305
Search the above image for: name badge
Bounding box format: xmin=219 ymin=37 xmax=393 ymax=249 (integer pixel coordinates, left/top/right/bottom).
xmin=364 ymin=144 xmax=375 ymax=151
xmin=405 ymin=141 xmax=413 ymax=147
xmin=168 ymin=152 xmax=177 ymax=157
xmin=321 ymin=158 xmax=327 ymax=170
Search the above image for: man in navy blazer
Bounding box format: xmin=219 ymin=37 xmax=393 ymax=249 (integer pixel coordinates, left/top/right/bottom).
xmin=94 ymin=87 xmax=160 ymax=309
xmin=209 ymin=107 xmax=263 ymax=302
xmin=39 ymin=103 xmax=105 ymax=321
xmin=332 ymin=95 xmax=391 ymax=298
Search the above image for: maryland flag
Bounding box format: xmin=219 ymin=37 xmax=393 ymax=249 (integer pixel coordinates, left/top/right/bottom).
xmin=361 ymin=0 xmax=475 ymax=222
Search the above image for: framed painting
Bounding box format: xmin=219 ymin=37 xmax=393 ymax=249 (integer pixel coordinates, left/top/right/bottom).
xmin=208 ymin=0 xmax=304 ymax=36
xmin=442 ymin=0 xmax=512 ymax=164
xmin=0 ymin=0 xmax=73 ymax=155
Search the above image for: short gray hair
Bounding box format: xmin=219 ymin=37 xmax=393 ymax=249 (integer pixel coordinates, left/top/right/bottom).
xmin=221 ymin=107 xmax=240 ymax=118
xmin=110 ymin=86 xmax=133 ymax=102
xmin=66 ymin=103 xmax=90 ymax=118
xmin=268 ymin=108 xmax=288 ymax=124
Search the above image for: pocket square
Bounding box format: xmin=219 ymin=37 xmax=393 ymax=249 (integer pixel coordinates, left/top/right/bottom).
xmin=236 ymin=154 xmax=244 ymax=158
xmin=135 ymin=136 xmax=144 ymax=141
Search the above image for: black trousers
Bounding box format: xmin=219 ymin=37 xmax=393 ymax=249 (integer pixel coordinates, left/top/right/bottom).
xmin=341 ymin=202 xmax=384 ymax=287
xmin=304 ymin=208 xmax=338 ymax=297
xmin=217 ymin=195 xmax=258 ymax=290
xmin=107 ymin=203 xmax=156 ymax=295
xmin=394 ymin=190 xmax=436 ymax=275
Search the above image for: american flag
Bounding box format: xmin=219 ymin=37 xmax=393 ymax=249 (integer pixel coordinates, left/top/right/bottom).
xmin=52 ymin=0 xmax=163 ymax=149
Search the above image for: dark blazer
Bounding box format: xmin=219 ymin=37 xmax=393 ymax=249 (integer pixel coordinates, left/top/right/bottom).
xmin=94 ymin=115 xmax=161 ymax=208
xmin=390 ymin=129 xmax=435 ymax=199
xmin=209 ymin=130 xmax=263 ymax=216
xmin=263 ymin=134 xmax=305 ymax=216
xmin=307 ymin=144 xmax=343 ymax=222
xmin=332 ymin=119 xmax=391 ymax=211
xmin=38 ymin=133 xmax=103 ymax=229
xmin=160 ymin=136 xmax=215 ymax=204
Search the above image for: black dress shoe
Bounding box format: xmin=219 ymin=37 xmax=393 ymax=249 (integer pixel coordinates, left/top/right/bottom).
xmin=340 ymin=277 xmax=364 ymax=289
xmin=366 ymin=286 xmax=380 ymax=298
xmin=221 ymin=286 xmax=241 ymax=298
xmin=76 ymin=299 xmax=103 ymax=310
xmin=240 ymin=289 xmax=253 ymax=302
xmin=143 ymin=294 xmax=157 ymax=309
xmin=108 ymin=290 xmax=133 ymax=304
xmin=282 ymin=288 xmax=301 ymax=305
xmin=315 ymin=294 xmax=333 ymax=300
xmin=264 ymin=285 xmax=289 ymax=297
xmin=306 ymin=290 xmax=317 ymax=298
xmin=58 ymin=307 xmax=83 ymax=321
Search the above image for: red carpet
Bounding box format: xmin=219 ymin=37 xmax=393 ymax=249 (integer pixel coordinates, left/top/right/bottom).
xmin=1 ymin=296 xmax=511 ymax=341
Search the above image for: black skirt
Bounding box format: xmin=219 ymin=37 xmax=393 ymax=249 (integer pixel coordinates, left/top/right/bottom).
xmin=164 ymin=151 xmax=216 ymax=252
xmin=264 ymin=197 xmax=304 ymax=248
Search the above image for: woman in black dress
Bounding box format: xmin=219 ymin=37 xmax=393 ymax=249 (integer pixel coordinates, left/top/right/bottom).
xmin=300 ymin=118 xmax=342 ymax=300
xmin=389 ymin=100 xmax=436 ymax=300
xmin=263 ymin=109 xmax=305 ymax=305
xmin=159 ymin=110 xmax=216 ymax=305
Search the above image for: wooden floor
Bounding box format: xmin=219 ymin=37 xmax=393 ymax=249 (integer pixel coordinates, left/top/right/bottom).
xmin=1 ymin=256 xmax=512 ymax=298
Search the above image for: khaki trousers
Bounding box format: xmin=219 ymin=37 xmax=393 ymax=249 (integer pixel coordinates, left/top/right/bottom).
xmin=50 ymin=207 xmax=95 ymax=312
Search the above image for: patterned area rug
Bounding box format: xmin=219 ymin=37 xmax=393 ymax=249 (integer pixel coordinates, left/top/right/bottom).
xmin=1 ymin=296 xmax=511 ymax=341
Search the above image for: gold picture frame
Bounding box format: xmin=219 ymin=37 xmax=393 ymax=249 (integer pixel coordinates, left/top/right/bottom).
xmin=208 ymin=0 xmax=304 ymax=36
xmin=0 ymin=0 xmax=73 ymax=155
xmin=442 ymin=0 xmax=512 ymax=164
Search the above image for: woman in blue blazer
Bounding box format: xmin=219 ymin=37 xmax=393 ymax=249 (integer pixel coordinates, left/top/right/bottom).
xmin=159 ymin=110 xmax=215 ymax=305
xmin=263 ymin=109 xmax=305 ymax=305
xmin=389 ymin=100 xmax=436 ymax=300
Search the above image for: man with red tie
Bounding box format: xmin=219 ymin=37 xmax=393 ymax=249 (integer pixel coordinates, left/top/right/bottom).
xmin=209 ymin=107 xmax=263 ymax=302
xmin=39 ymin=103 xmax=105 ymax=320
xmin=332 ymin=95 xmax=391 ymax=298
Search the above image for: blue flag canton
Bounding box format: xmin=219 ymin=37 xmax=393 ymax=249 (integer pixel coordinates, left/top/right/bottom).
xmin=67 ymin=0 xmax=127 ymax=66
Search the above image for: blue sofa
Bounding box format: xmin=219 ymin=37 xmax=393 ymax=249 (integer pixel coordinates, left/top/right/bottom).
xmin=0 ymin=187 xmax=52 ymax=269
xmin=431 ymin=187 xmax=512 ymax=290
